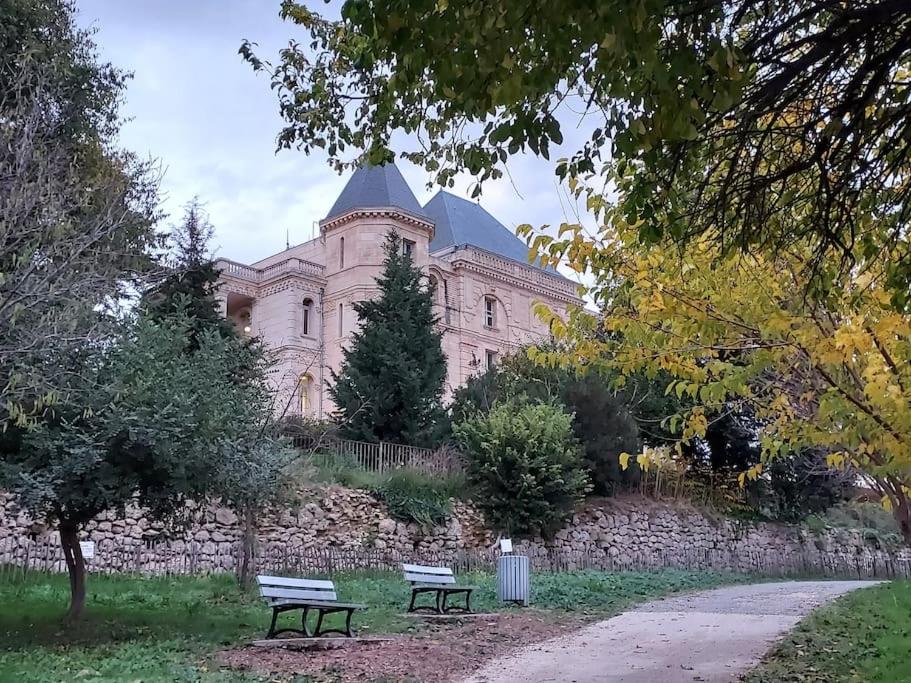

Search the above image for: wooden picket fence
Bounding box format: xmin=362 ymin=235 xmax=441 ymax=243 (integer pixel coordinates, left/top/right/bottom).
xmin=2 ymin=535 xmax=909 ymax=581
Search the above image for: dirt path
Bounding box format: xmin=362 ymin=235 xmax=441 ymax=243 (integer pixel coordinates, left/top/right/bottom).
xmin=461 ymin=580 xmax=879 ymax=683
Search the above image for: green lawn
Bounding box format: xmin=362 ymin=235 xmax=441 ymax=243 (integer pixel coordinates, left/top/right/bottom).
xmin=744 ymin=580 xmax=911 ymax=683
xmin=0 ymin=567 xmax=748 ymax=682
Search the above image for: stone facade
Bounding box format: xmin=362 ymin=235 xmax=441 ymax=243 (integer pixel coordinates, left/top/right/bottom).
xmin=2 ymin=489 xmax=906 ymax=577
xmin=214 ymin=165 xmax=580 ymax=416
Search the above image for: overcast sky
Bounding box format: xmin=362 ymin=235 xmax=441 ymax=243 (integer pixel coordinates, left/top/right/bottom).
xmin=75 ymin=0 xmax=596 ymax=267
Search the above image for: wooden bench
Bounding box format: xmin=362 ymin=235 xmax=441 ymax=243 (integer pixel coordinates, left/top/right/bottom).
xmin=256 ymin=575 xmax=366 ymax=638
xmin=403 ymin=564 xmax=476 ymax=614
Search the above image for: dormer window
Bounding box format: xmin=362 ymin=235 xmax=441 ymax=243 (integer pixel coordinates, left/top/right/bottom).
xmin=484 ymin=296 xmax=497 ymax=328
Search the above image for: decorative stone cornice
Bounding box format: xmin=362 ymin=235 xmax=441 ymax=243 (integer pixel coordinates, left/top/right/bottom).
xmin=319 ymin=207 xmax=435 ymax=238
xmin=443 ymin=246 xmax=580 ymax=305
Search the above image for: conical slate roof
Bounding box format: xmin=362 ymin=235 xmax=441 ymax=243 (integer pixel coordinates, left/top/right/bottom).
xmin=324 ymin=163 xmax=428 ymax=220
xmin=424 ymin=190 xmax=555 ymax=272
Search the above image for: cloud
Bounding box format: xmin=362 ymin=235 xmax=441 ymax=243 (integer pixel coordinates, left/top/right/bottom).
xmin=76 ymin=0 xmax=599 ymax=274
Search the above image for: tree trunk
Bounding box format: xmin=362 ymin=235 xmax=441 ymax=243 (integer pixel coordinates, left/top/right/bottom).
xmin=893 ymin=490 xmax=911 ymax=547
xmin=59 ymin=522 xmax=86 ymax=621
xmin=237 ymin=506 xmax=258 ymax=588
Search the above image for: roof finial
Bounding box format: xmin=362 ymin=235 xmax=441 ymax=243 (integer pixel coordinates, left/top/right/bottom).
xmin=285 ymin=226 xmax=290 ymax=250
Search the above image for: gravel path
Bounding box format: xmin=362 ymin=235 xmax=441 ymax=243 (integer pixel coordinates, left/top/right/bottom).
xmin=461 ymin=580 xmax=879 ymax=683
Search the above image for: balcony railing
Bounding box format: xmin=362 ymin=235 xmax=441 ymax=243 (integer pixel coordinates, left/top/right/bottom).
xmin=217 ymin=256 xmax=325 ymax=282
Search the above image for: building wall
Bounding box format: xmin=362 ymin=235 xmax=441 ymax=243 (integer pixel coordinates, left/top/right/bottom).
xmin=216 ymin=208 xmax=580 ymax=418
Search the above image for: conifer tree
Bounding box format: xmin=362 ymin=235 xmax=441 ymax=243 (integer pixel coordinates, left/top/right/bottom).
xmin=330 ymin=231 xmax=447 ymax=446
xmin=144 ymin=198 xmax=236 ymax=344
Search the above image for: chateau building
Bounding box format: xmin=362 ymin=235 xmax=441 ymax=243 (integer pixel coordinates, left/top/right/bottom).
xmin=215 ymin=163 xmax=580 ymax=417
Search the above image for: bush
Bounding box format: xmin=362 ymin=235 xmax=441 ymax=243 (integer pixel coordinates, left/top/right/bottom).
xmin=454 ymin=399 xmax=590 ymax=538
xmin=449 ymin=351 xmax=642 ymax=496
xmin=308 ymin=457 xmax=466 ymax=527
xmin=371 ymin=469 xmax=461 ymax=528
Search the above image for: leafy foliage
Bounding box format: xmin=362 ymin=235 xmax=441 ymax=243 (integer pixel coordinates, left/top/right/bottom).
xmin=0 ymin=0 xmax=160 ymax=427
xmin=246 ymin=0 xmax=911 ymax=303
xmin=330 ymin=231 xmax=447 ymax=447
xmin=528 ymin=209 xmax=911 ymax=542
xmin=451 ymin=350 xmax=641 ymax=496
xmin=454 ymin=399 xmax=590 ymax=538
xmin=0 ymin=304 xmax=291 ymax=617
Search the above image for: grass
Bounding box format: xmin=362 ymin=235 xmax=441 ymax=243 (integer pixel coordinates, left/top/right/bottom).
xmin=0 ymin=567 xmax=748 ymax=682
xmin=744 ymin=581 xmax=911 ymax=683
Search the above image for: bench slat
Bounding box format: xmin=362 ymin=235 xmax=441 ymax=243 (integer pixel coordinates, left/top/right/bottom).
xmin=256 ymin=575 xmax=335 ymax=590
xmin=270 ymin=599 xmax=366 ymax=610
xmin=261 ymin=586 xmax=338 ymax=602
xmin=405 ymin=572 xmax=456 ymax=585
xmin=402 ymin=564 xmax=454 ymax=576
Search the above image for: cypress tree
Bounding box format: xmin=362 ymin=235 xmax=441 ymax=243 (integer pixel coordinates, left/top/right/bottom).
xmin=330 ymin=231 xmax=447 ymax=446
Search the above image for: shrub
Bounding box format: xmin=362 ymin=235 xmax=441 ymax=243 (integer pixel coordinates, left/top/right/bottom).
xmin=454 ymin=399 xmax=590 ymax=538
xmin=370 ymin=470 xmax=462 ymax=528
xmin=308 ymin=458 xmax=465 ymax=528
xmin=450 ymin=352 xmax=642 ymax=496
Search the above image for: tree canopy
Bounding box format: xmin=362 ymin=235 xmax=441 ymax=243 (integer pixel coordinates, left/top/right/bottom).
xmin=1 ymin=0 xmax=159 ymax=426
xmin=528 ymin=209 xmax=911 ymax=543
xmin=244 ymin=0 xmax=911 ymax=304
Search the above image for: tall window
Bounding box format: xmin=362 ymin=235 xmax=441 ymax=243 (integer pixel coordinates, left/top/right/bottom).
xmin=339 ymin=236 xmax=345 ymax=268
xmin=338 ymin=303 xmax=344 ymax=337
xmin=484 ymin=296 xmax=496 ymax=328
xmin=401 ymin=238 xmax=415 ymax=258
xmin=301 ymin=297 xmax=313 ymax=336
xmin=298 ymin=374 xmax=311 ymax=414
xmin=486 ymin=349 xmax=498 ymax=370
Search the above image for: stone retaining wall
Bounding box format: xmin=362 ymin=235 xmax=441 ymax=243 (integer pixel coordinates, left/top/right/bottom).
xmin=0 ymin=487 xmax=905 ymax=575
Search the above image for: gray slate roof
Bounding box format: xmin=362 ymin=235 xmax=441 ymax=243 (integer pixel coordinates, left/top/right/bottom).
xmin=424 ymin=190 xmax=554 ymax=272
xmin=324 ymin=163 xmax=556 ymax=273
xmin=324 ymin=163 xmax=427 ymax=220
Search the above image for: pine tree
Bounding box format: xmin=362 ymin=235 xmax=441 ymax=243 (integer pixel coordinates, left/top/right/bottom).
xmin=330 ymin=231 xmax=447 ymax=446
xmin=144 ymin=198 xmax=236 ymax=344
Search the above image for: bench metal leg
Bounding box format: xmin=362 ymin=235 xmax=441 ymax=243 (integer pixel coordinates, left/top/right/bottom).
xmin=301 ymin=606 xmax=313 ymax=637
xmin=267 ymin=607 xmax=280 ymax=639
xmin=344 ymin=608 xmax=355 ymax=637
xmin=311 ymin=607 xmax=356 ymax=637
xmin=441 ymin=589 xmax=473 ymax=614
xmin=409 ymin=587 xmax=446 ymax=614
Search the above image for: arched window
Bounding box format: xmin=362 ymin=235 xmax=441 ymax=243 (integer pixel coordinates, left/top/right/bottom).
xmin=301 ymin=297 xmax=314 ymax=336
xmin=338 ymin=303 xmax=344 ymax=337
xmin=429 ymin=275 xmax=439 ymax=301
xmin=339 ymin=236 xmax=345 ymax=269
xmin=298 ymin=374 xmax=312 ymax=414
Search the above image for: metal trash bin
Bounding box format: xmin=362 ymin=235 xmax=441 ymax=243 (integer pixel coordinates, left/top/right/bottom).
xmin=497 ymin=554 xmax=530 ymax=606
